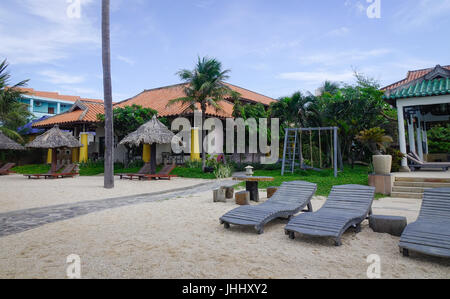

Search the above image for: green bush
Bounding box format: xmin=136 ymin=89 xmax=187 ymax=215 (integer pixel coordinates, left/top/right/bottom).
xmin=427 ymin=124 xmax=450 ymax=154
xmin=386 ymin=147 xmax=405 ymax=172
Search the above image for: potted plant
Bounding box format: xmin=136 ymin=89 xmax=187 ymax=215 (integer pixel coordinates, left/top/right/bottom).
xmin=356 ymin=127 xmax=393 ymax=175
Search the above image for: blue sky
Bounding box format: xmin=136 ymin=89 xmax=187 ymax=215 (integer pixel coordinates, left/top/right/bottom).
xmin=1 ymin=0 xmax=449 ymax=101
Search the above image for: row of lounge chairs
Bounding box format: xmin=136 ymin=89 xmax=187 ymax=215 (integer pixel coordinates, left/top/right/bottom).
xmin=0 ymin=163 xmax=16 ymax=175
xmin=220 ymin=182 xmax=450 ymax=258
xmin=117 ymin=163 xmax=177 ymax=180
xmin=25 ymin=164 xmax=78 ymax=179
xmin=406 ymin=152 xmax=450 ymax=171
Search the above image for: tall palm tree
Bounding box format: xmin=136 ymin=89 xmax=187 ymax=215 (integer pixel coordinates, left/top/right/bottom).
xmin=168 ymin=57 xmax=237 ymax=171
xmin=101 ymin=0 xmax=114 ymax=188
xmin=0 ymin=59 xmax=30 ymax=142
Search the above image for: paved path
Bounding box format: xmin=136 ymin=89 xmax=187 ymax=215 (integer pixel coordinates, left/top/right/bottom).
xmin=0 ymin=180 xmax=234 ymax=238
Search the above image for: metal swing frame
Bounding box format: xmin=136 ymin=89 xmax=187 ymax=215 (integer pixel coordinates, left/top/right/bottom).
xmin=281 ymin=127 xmax=342 ymax=178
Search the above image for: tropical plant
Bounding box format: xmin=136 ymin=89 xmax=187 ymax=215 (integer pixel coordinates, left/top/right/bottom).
xmin=427 ymin=124 xmax=450 ymax=154
xmin=356 ymin=127 xmax=393 ymax=155
xmin=101 ymin=0 xmax=114 ymax=188
xmin=0 ymin=59 xmax=30 ymax=142
xmin=167 ymin=56 xmax=239 ymax=171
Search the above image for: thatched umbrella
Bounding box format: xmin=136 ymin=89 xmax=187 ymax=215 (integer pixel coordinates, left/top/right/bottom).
xmin=0 ymin=131 xmax=25 ymax=151
xmin=120 ymin=115 xmax=178 ymax=174
xmin=26 ymin=125 xmax=82 ymax=172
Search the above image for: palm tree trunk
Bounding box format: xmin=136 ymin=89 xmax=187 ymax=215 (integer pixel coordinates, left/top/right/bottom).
xmin=201 ymin=107 xmax=206 ymax=171
xmin=102 ymin=0 xmax=114 ymax=189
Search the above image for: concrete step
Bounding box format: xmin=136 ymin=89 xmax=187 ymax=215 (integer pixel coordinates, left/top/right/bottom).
xmin=395 ymin=177 xmax=450 ymax=183
xmin=392 ymin=186 xmax=426 ymax=193
xmin=393 ymin=181 xmax=450 ymax=188
xmin=390 ymin=191 xmax=423 ymax=199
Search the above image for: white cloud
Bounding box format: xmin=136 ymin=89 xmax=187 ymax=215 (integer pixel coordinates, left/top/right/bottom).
xmin=39 ymin=70 xmax=85 ymax=84
xmin=327 ymin=27 xmax=350 ymax=37
xmin=277 ymin=71 xmax=355 ymax=83
xmin=299 ymin=48 xmax=392 ymax=66
xmin=394 ymin=0 xmax=450 ymax=29
xmin=116 ymin=55 xmax=135 ymax=66
xmin=0 ymin=0 xmax=99 ymax=64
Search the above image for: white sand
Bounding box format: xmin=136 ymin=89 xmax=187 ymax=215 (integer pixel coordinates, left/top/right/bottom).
xmin=0 ymin=175 xmax=212 ymax=212
xmin=0 ymin=179 xmax=449 ymax=278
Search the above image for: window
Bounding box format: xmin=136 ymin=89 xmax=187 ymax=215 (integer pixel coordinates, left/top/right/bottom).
xmin=48 ymin=107 xmax=55 ymax=114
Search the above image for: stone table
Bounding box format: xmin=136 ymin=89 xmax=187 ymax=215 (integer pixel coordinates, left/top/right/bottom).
xmin=232 ymin=176 xmax=274 ymax=202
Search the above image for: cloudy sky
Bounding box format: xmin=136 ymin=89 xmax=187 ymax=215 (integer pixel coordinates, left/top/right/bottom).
xmin=1 ymin=0 xmax=449 ymax=101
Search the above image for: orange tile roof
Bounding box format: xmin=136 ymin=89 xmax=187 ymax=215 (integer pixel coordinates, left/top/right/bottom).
xmin=382 ymin=65 xmax=450 ymax=91
xmin=114 ymin=82 xmax=274 ymax=117
xmin=33 ymin=82 xmax=274 ymax=128
xmin=33 ymin=101 xmax=105 ymax=128
xmin=17 ymin=87 xmax=103 ymax=103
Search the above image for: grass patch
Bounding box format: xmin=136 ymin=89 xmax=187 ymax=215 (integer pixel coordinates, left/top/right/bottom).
xmin=171 ymin=167 xmax=216 ymax=179
xmin=235 ymin=165 xmax=384 ymax=199
xmin=12 ymin=164 xmax=50 ymax=175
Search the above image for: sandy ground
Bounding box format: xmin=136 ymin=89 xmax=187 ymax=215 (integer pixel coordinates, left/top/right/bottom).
xmin=0 ymin=178 xmax=449 ymax=278
xmin=0 ymin=175 xmax=212 ymax=213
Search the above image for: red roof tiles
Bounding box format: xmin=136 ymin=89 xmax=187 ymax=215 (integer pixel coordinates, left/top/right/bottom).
xmin=382 ymin=65 xmax=450 ymax=91
xmin=17 ymin=87 xmax=103 ymax=103
xmin=33 ymin=82 xmax=275 ymax=128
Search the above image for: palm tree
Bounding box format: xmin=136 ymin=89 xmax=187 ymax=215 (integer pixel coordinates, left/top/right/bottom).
xmin=168 ymin=57 xmax=237 ymax=171
xmin=0 ymin=59 xmax=30 ymax=142
xmin=101 ymin=0 xmax=114 ymax=189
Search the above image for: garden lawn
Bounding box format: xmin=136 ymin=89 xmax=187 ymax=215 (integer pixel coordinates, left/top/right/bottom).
xmin=236 ymin=165 xmax=383 ymax=198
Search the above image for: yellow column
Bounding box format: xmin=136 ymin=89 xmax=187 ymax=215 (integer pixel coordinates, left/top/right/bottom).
xmin=143 ymin=144 xmax=151 ymax=163
xmin=46 ymin=149 xmax=52 ymax=164
xmin=79 ymin=133 xmax=89 ymax=163
xmin=191 ymin=127 xmax=200 ymax=161
xmin=72 ymin=148 xmax=79 ymax=163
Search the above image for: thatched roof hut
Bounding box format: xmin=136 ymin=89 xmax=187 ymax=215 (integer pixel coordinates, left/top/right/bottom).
xmin=26 ymin=125 xmax=81 ymax=149
xmin=120 ymin=115 xmax=178 ymax=146
xmin=0 ymin=131 xmax=25 ymax=150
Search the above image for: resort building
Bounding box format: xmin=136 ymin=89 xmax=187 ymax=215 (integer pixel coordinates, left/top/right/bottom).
xmin=32 ymin=83 xmax=276 ymax=165
xmin=17 ymin=88 xmax=103 ymax=119
xmin=383 ymin=64 xmax=450 ymax=171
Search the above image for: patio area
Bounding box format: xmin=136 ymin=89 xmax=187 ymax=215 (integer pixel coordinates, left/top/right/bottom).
xmin=0 ymin=175 xmax=449 ymax=278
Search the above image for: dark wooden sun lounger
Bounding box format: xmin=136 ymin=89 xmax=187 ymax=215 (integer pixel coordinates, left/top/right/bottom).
xmin=399 ymin=188 xmax=450 ymax=258
xmin=220 ymin=181 xmax=317 ymax=234
xmin=0 ymin=163 xmax=15 ymax=175
xmin=44 ymin=164 xmax=78 ymax=179
xmin=117 ymin=163 xmax=152 ymax=180
xmin=140 ymin=163 xmax=177 ymax=180
xmin=25 ymin=164 xmax=63 ymax=179
xmin=285 ymin=184 xmax=375 ymax=246
xmin=407 ymin=152 xmax=450 ymax=171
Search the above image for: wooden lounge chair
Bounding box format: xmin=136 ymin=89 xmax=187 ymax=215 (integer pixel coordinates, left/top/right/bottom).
xmin=0 ymin=163 xmax=16 ymax=175
xmin=140 ymin=163 xmax=177 ymax=180
xmin=220 ymin=181 xmax=317 ymax=234
xmin=407 ymin=152 xmax=450 ymax=171
xmin=44 ymin=164 xmax=78 ymax=179
xmin=25 ymin=163 xmax=63 ymax=179
xmin=285 ymin=184 xmax=375 ymax=246
xmin=117 ymin=163 xmax=152 ymax=180
xmin=399 ymin=188 xmax=450 ymax=258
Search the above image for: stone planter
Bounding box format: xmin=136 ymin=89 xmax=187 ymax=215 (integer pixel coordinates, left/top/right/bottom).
xmin=372 ymin=155 xmax=392 ymax=175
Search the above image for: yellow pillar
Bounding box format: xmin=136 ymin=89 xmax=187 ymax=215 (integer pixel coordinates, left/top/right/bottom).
xmin=79 ymin=133 xmax=89 ymax=163
xmin=46 ymin=149 xmax=52 ymax=164
xmin=143 ymin=144 xmax=151 ymax=163
xmin=72 ymin=148 xmax=79 ymax=163
xmin=191 ymin=127 xmax=200 ymax=161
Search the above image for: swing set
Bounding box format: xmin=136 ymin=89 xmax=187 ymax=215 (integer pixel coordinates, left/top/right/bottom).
xmin=281 ymin=127 xmax=343 ymax=177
